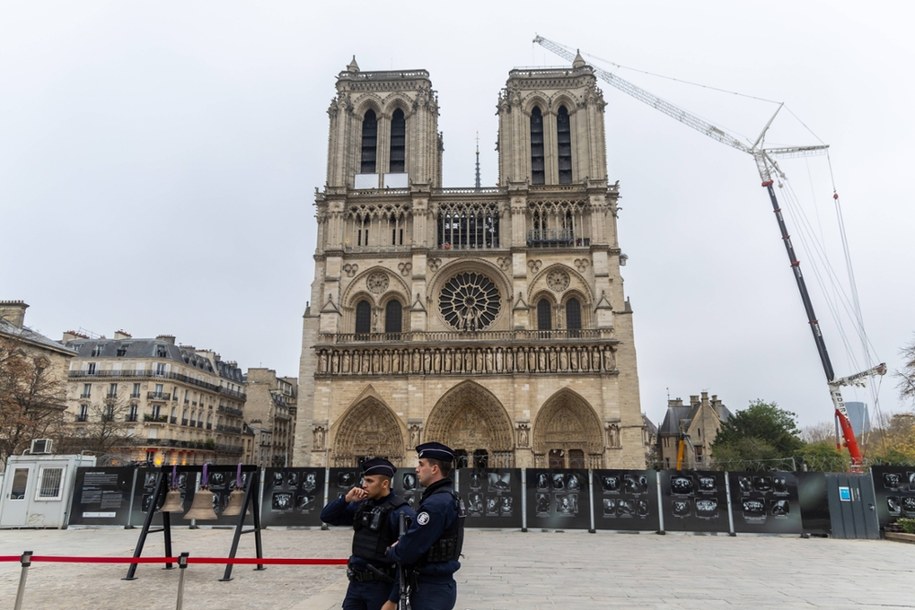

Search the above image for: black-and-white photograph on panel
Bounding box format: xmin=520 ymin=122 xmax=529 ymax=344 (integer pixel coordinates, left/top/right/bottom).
xmin=526 ymin=469 xmax=590 ymax=530
xmin=261 ymin=467 xmax=325 ymax=527
xmin=132 ymin=466 xmax=197 ymax=527
xmin=392 ymin=467 xmax=425 ymax=511
xmin=728 ymin=471 xmax=802 ymax=534
xmin=659 ymin=470 xmax=729 ymax=533
xmin=459 ymin=468 xmax=522 ymax=528
xmin=592 ymin=469 xmax=659 ymax=531
xmin=871 ymin=465 xmax=915 ymax=529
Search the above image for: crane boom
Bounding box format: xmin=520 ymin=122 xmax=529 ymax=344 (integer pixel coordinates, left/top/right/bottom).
xmin=533 ymin=34 xmax=886 ymax=469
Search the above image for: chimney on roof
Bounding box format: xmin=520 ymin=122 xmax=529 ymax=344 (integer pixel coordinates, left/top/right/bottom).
xmin=62 ymin=330 xmax=89 ymax=342
xmin=156 ymin=334 xmax=176 ymax=345
xmin=689 ymin=394 xmax=700 ymax=407
xmin=0 ymin=300 xmax=29 ymax=328
xmin=114 ymin=329 xmax=132 ymax=340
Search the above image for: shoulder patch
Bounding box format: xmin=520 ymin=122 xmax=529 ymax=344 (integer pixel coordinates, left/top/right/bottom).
xmin=416 ymin=511 xmax=430 ymax=525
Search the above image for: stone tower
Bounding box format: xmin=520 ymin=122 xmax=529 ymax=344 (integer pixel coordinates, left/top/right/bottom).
xmin=294 ymin=54 xmax=645 ymax=469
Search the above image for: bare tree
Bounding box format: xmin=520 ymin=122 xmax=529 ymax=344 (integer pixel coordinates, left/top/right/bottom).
xmin=57 ymin=398 xmax=138 ymax=462
xmin=898 ymin=335 xmax=915 ymax=404
xmin=802 ymin=421 xmax=837 ymax=444
xmin=0 ymin=337 xmax=68 ymax=465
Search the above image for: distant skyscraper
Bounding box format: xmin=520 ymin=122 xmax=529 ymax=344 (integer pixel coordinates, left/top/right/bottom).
xmin=844 ymin=401 xmax=871 ymax=438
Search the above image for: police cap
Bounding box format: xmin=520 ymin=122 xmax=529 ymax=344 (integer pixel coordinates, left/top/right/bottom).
xmin=361 ymin=457 xmax=396 ymax=478
xmin=415 ymin=442 xmax=454 ymax=463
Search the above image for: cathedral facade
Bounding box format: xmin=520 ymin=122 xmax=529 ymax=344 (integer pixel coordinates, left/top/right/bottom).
xmin=294 ymin=55 xmax=646 ymax=470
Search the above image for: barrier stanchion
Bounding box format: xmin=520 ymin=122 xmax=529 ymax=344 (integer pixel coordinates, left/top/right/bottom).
xmin=175 ymin=552 xmax=189 ymax=610
xmin=14 ymin=551 xmax=33 ymax=610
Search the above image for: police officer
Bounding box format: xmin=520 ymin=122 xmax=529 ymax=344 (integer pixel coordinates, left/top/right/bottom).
xmin=320 ymin=457 xmax=415 ymax=610
xmin=386 ymin=442 xmax=463 ymax=610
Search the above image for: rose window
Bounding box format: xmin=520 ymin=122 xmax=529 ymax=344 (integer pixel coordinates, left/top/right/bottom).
xmin=439 ymin=272 xmax=501 ymax=331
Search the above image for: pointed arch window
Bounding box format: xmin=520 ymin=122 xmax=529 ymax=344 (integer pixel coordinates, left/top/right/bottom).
xmin=537 ymin=299 xmax=553 ymax=332
xmin=390 ymin=108 xmax=406 ymax=173
xmin=355 ymin=300 xmax=372 ymax=339
xmin=566 ymin=297 xmax=582 ymax=337
xmin=557 ymin=105 xmax=572 ymax=184
xmin=384 ymin=300 xmax=402 ymax=338
xmin=530 ymin=106 xmax=545 ymax=185
xmin=361 ymin=110 xmax=378 ymax=174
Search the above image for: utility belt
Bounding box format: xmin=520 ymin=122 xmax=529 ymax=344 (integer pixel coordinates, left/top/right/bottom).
xmin=347 ymin=563 xmax=394 ymax=583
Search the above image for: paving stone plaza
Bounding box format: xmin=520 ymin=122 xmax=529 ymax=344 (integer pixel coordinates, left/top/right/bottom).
xmin=2 ymin=526 xmax=913 ymax=609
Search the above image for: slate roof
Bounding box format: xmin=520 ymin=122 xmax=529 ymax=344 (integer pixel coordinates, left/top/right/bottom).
xmin=0 ymin=318 xmax=77 ymax=357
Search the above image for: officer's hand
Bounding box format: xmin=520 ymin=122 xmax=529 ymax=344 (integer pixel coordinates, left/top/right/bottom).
xmin=381 ymin=601 xmax=397 ymax=610
xmin=345 ymin=487 xmax=367 ymax=503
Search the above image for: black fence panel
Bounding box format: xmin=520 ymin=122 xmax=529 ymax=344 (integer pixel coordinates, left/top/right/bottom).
xmin=728 ymin=471 xmax=802 ymax=534
xmin=67 ymin=467 xmax=135 ymax=527
xmin=261 ymin=468 xmax=325 ymax=527
xmin=526 ymin=469 xmax=590 ymax=530
xmin=660 ymin=470 xmax=730 ymax=533
xmin=592 ymin=469 xmax=659 ymax=531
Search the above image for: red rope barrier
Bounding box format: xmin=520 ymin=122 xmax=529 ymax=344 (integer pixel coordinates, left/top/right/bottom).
xmin=0 ymin=554 xmax=348 ymax=566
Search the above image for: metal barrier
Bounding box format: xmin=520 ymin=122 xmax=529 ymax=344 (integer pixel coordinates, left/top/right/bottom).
xmin=1 ymin=552 xmax=348 ymax=610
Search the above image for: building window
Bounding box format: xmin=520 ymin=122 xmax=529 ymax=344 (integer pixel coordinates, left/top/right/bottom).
xmin=389 ymin=212 xmax=404 ymax=245
xmin=154 ymin=383 xmax=164 ymax=398
xmin=361 ymin=109 xmax=378 ymax=173
xmin=530 ymin=106 xmax=545 ymax=185
xmin=389 ymin=108 xmax=405 ymax=173
xmin=155 ymin=362 xmax=166 ymax=376
xmin=108 ymin=383 xmax=118 ymax=398
xmin=77 ymin=404 xmax=89 ymax=422
xmin=436 ymin=202 xmax=500 ymax=250
xmin=81 ymin=383 xmax=91 ymax=399
xmin=355 ymin=300 xmax=372 ymax=338
xmin=127 ymin=403 xmax=138 ymax=422
xmin=151 ymin=404 xmax=161 ymax=419
xmin=37 ymin=467 xmax=64 ymax=500
xmin=356 ymin=212 xmax=369 ymax=247
xmin=87 ymin=362 xmax=96 ymax=375
xmin=384 ymin=300 xmax=402 ymax=336
xmin=566 ymin=298 xmax=582 ymax=337
xmin=156 ymin=345 xmax=167 ymax=358
xmin=439 ymin=272 xmax=501 ymax=332
xmin=557 ymin=105 xmax=572 ymax=184
xmin=116 ymin=345 xmax=127 ymax=357
xmin=103 ymin=404 xmax=115 ymax=422
xmin=131 ymin=383 xmax=141 ymax=398
xmin=537 ymin=299 xmax=552 ymax=331
xmin=91 ymin=344 xmax=102 ymax=357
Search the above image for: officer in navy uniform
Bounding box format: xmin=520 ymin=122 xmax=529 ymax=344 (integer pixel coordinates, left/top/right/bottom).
xmin=386 ymin=442 xmax=463 ymax=610
xmin=320 ymin=457 xmax=416 ymax=610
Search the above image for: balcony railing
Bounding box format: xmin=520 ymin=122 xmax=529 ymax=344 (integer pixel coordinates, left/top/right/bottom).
xmin=143 ymin=414 xmax=168 ymax=423
xmin=147 ymin=392 xmax=171 ymax=401
xmin=322 ymin=328 xmax=611 ymax=345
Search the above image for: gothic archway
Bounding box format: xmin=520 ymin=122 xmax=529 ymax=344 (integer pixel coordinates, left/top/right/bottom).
xmin=532 ymin=389 xmax=603 ymax=468
xmin=425 ymin=381 xmax=514 ymax=468
xmin=332 ymin=396 xmax=405 ymax=467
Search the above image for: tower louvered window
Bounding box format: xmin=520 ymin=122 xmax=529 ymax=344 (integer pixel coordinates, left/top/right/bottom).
xmin=361 ymin=110 xmax=378 ymax=173
xmin=390 ymin=108 xmax=405 ymax=173
xmin=557 ymin=105 xmax=572 ymax=184
xmin=530 ymin=107 xmax=545 ymax=185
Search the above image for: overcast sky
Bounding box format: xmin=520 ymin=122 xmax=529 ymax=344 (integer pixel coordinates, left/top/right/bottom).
xmin=2 ymin=1 xmax=912 ymax=432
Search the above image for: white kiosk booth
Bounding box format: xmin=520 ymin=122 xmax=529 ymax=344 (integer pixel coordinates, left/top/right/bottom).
xmin=0 ymin=443 xmax=96 ymax=528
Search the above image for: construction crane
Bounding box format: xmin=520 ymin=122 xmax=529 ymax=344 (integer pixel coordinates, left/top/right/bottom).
xmin=533 ymin=35 xmax=886 ymax=469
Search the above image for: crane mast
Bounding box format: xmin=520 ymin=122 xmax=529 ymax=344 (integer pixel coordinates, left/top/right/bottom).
xmin=533 ymin=35 xmax=886 ymax=468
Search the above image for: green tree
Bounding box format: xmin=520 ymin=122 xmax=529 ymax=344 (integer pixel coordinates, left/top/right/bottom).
xmin=710 ymin=400 xmax=803 ymax=470
xmin=797 ymin=440 xmax=850 ymax=472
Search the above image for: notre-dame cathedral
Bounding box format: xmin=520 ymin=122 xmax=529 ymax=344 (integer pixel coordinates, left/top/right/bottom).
xmin=294 ymin=53 xmax=647 ymax=470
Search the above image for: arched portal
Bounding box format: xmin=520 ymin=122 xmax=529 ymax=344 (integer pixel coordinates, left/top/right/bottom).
xmin=425 ymin=381 xmax=515 ymax=468
xmin=532 ymin=389 xmax=603 ymax=469
xmin=332 ymin=396 xmax=404 ymax=467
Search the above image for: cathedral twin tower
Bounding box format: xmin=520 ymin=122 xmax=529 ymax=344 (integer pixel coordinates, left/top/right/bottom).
xmin=294 ymin=54 xmax=647 ymax=470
